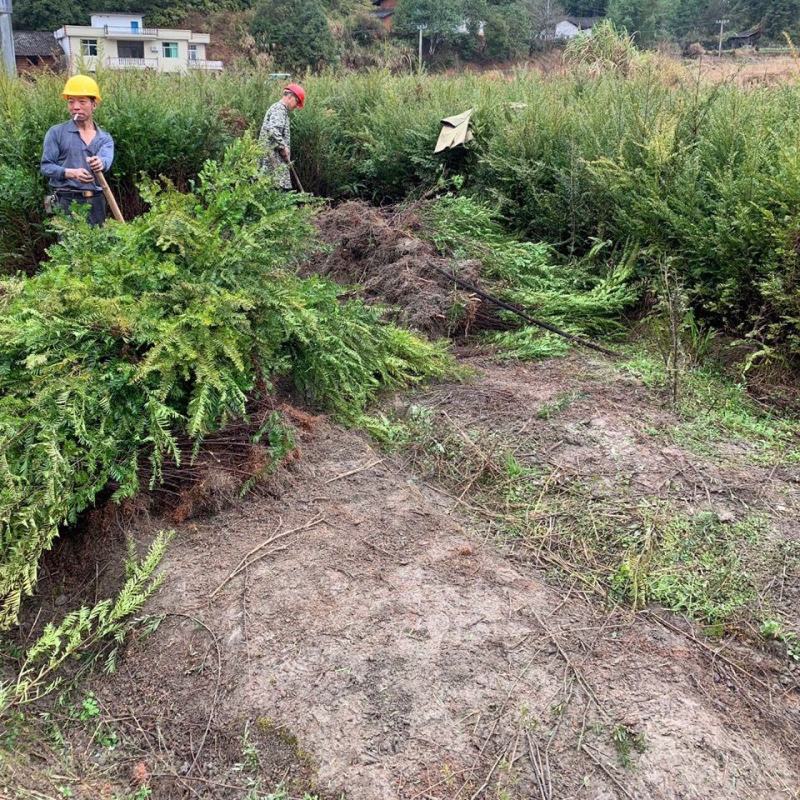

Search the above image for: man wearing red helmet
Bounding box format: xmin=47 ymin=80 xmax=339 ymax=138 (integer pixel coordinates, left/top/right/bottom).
xmin=258 ymin=83 xmax=305 ymax=190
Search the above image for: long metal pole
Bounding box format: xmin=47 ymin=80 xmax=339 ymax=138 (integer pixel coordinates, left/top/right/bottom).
xmin=0 ymin=0 xmax=16 ymax=77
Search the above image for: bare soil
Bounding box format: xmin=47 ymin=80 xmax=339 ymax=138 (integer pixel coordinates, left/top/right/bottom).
xmin=6 ymin=350 xmax=800 ymax=800
xmin=696 ymin=54 xmax=800 ymax=86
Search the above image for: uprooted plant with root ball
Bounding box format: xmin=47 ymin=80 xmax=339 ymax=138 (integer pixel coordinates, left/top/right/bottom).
xmin=0 ymin=136 xmax=451 ymax=634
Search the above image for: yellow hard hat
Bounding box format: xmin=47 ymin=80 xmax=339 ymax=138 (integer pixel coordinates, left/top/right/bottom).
xmin=62 ymin=75 xmax=102 ymax=101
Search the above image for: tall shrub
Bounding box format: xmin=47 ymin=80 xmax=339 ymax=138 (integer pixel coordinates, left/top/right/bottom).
xmin=0 ymin=137 xmax=450 ymax=629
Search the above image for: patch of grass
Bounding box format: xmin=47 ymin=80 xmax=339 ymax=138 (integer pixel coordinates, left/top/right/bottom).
xmin=760 ymin=618 xmax=800 ymax=662
xmin=535 ymin=391 xmax=584 ymax=420
xmin=76 ymin=692 xmax=100 ymax=722
xmin=240 ymin=722 xmax=262 ymax=774
xmin=508 ymin=472 xmax=767 ymax=629
xmin=611 ymin=724 xmax=647 ymax=769
xmin=609 ymin=509 xmax=762 ymax=625
xmin=621 ymin=349 xmax=800 ymax=463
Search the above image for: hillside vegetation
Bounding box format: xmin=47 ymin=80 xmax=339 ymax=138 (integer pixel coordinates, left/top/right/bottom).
xmin=11 ymin=0 xmax=798 ymax=58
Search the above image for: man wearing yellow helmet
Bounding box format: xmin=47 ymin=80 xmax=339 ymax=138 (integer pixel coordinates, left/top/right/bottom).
xmin=40 ymin=75 xmax=115 ymax=226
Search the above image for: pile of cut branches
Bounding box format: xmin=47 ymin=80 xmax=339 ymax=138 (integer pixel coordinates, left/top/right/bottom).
xmin=422 ymin=196 xmax=637 ymax=359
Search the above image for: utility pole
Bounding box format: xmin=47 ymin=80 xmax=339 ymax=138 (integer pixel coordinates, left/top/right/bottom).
xmin=417 ymin=24 xmax=427 ymax=73
xmin=716 ymin=18 xmax=729 ymax=57
xmin=545 ymin=0 xmax=552 ymax=49
xmin=0 ymin=0 xmax=16 ymax=77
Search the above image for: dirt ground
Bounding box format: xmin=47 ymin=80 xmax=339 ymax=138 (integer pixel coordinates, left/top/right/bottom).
xmin=693 ymin=53 xmax=800 ymax=86
xmin=7 ymin=348 xmax=800 ymax=800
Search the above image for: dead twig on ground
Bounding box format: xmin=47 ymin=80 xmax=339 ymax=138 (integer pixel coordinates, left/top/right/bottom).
xmin=210 ymin=514 xmax=325 ymax=598
xmin=242 ymin=562 xmax=251 ymax=669
xmin=580 ymin=742 xmax=636 ymax=800
xmin=467 ymin=741 xmax=510 ymax=800
xmin=209 ymin=514 xmax=282 ymax=597
xmin=151 ymin=773 xmax=245 ymax=791
xmin=325 ymin=458 xmax=385 ymax=483
xmin=644 ymin=611 xmax=772 ymax=693
xmin=454 ymin=653 xmax=539 ymax=800
xmin=408 ymin=767 xmax=475 ymax=800
xmin=117 ymin=700 xmax=203 ymax=800
xmin=531 ymin=609 xmax=613 ymax=725
xmin=526 ymin=731 xmax=552 ymax=800
xmin=530 ymin=609 xmax=642 ymax=797
xmin=164 ymin=613 xmax=222 ymax=781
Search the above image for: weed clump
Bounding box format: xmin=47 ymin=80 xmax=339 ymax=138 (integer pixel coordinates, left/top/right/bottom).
xmin=422 ymin=196 xmax=637 ymax=357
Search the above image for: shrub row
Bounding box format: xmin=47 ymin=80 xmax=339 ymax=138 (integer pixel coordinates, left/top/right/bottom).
xmin=3 ymin=64 xmax=800 ymax=358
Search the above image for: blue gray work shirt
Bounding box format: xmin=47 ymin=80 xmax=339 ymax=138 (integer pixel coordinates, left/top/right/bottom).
xmin=40 ymin=120 xmax=115 ymax=193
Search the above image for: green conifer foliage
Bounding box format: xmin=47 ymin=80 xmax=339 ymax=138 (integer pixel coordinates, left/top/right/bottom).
xmin=0 ymin=137 xmax=450 ymax=630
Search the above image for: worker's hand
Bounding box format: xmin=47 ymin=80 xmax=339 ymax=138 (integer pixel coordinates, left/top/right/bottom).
xmin=65 ymin=167 xmax=94 ymax=183
xmin=86 ymin=156 xmax=104 ymax=173
xmin=280 ymin=146 xmax=290 ymax=162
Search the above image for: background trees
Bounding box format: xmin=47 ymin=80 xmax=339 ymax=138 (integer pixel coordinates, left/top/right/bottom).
xmin=11 ymin=0 xmax=81 ymax=30
xmin=250 ymin=0 xmax=335 ymax=70
xmin=393 ymin=0 xmax=466 ymax=55
xmin=607 ymin=0 xmax=670 ymax=48
xmin=750 ymin=0 xmax=800 ymax=39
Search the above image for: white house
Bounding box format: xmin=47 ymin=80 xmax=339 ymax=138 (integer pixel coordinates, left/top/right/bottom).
xmin=553 ymin=16 xmax=601 ymax=39
xmin=456 ymin=20 xmax=486 ymax=36
xmin=53 ymin=12 xmax=223 ymax=73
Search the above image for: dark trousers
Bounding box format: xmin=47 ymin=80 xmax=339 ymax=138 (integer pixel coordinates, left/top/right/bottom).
xmin=56 ymin=192 xmax=108 ymax=226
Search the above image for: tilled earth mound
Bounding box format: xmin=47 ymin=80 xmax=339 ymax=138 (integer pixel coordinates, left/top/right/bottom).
xmin=303 ymin=201 xmax=488 ymax=338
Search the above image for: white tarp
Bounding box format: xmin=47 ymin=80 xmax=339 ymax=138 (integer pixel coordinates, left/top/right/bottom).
xmin=434 ymin=108 xmax=474 ymax=153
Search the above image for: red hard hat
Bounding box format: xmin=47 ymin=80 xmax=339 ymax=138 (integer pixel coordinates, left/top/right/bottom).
xmin=284 ymin=83 xmax=306 ymax=108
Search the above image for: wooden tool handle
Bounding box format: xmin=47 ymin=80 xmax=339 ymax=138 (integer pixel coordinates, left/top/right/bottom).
xmin=92 ymin=168 xmax=125 ymax=223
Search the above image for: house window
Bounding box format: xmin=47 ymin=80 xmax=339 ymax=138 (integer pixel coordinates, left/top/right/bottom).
xmin=117 ymin=41 xmax=144 ymax=59
xmin=80 ymin=39 xmax=98 ymax=56
xmin=188 ymin=44 xmax=198 ymax=60
xmin=162 ymin=42 xmax=178 ymax=58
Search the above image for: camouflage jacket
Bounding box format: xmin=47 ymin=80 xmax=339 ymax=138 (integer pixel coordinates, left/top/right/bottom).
xmin=258 ymin=101 xmax=291 ymax=189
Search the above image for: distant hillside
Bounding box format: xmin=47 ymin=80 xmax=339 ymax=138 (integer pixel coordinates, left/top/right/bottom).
xmin=10 ymin=0 xmax=797 ymax=68
xmin=11 ymin=0 xmax=369 ymax=31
